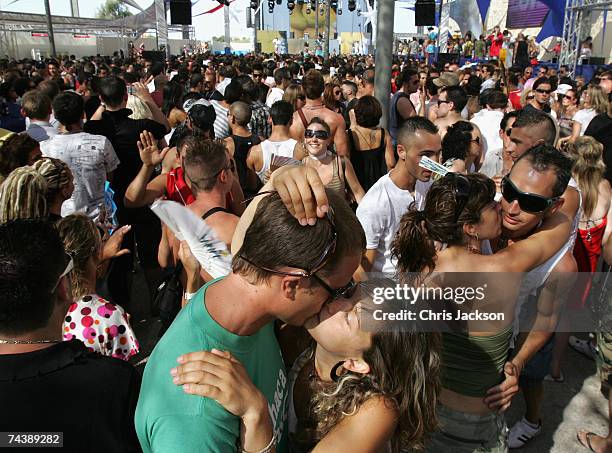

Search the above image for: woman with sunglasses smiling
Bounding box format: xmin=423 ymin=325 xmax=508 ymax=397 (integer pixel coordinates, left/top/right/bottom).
xmin=390 ymin=162 xmax=572 ymax=451
xmin=556 ymin=88 xmax=580 ymax=139
xmin=302 ymin=117 xmax=365 ymax=205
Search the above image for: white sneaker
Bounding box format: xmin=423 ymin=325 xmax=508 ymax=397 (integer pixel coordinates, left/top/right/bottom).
xmin=508 ymin=417 xmax=542 ymax=448
xmin=569 ymin=336 xmax=597 ymax=360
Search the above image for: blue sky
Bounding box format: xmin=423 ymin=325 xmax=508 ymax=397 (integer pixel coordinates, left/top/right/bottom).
xmin=0 ymin=0 xmax=251 ymax=40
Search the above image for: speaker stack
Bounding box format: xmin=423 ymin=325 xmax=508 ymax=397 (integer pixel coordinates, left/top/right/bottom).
xmin=170 ymin=0 xmax=192 ymax=25
xmin=415 ymin=0 xmax=435 ymax=26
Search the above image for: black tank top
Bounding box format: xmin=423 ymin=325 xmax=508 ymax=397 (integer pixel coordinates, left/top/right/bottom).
xmin=202 ymin=206 xmax=230 ymax=220
xmin=348 ymin=128 xmax=387 ymax=192
xmin=231 ymin=134 xmax=261 ymax=193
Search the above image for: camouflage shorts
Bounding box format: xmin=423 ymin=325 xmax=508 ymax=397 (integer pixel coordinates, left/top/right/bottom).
xmin=597 ymin=332 xmax=612 ymax=399
xmin=426 ymin=405 xmax=508 ymax=453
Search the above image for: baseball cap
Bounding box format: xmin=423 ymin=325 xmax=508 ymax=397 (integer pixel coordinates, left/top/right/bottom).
xmin=556 ymin=84 xmax=573 ymax=96
xmin=433 ymin=72 xmax=460 ymax=88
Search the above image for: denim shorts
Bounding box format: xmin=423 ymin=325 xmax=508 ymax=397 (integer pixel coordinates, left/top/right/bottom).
xmin=519 ymin=334 xmax=555 ymax=388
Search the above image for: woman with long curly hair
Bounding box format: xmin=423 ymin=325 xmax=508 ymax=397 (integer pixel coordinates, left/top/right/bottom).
xmin=549 ymin=137 xmax=612 ymax=381
xmin=171 ymin=281 xmax=442 ymax=452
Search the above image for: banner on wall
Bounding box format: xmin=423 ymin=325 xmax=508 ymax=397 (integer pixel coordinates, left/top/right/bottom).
xmin=506 ymin=0 xmax=549 ymax=28
xmin=290 ymin=4 xmax=337 ymax=39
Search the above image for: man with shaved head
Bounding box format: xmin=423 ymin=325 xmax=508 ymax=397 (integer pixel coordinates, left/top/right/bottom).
xmin=224 ymin=101 xmax=261 ymax=195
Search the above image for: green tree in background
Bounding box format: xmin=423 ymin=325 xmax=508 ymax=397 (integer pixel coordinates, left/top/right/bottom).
xmin=96 ymin=0 xmax=133 ymax=19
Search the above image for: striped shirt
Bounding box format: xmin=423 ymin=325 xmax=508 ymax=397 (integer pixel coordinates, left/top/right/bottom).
xmin=210 ymin=100 xmax=230 ymax=140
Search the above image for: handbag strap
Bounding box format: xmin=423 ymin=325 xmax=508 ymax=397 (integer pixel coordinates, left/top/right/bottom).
xmin=297 ymin=108 xmax=308 ymax=129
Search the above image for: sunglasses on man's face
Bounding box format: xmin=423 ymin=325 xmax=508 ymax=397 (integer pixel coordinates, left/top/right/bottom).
xmin=501 ymin=176 xmax=559 ymax=213
xmin=535 ymin=88 xmax=552 ymax=94
xmin=305 ymin=129 xmax=330 ymax=140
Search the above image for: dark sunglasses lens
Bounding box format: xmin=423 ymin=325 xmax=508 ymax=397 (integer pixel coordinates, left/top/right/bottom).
xmin=502 ymin=178 xmax=548 ymax=212
xmin=338 ymin=280 xmax=357 ymax=299
xmin=306 ymin=130 xmax=329 ymax=139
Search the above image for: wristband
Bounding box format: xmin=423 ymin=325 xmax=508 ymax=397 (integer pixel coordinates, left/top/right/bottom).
xmin=239 ymin=433 xmax=276 ymax=453
xmin=184 ymin=291 xmax=195 ymax=302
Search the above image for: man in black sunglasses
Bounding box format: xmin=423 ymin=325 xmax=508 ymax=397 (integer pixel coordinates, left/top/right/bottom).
xmin=523 ymin=77 xmax=553 ymax=114
xmin=490 ymin=145 xmax=579 ymax=447
xmin=500 ymin=146 xmax=569 ymax=238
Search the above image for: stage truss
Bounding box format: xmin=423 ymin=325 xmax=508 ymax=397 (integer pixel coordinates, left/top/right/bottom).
xmin=0 ymin=8 xmax=194 ymax=58
xmin=560 ymin=0 xmax=611 ymax=76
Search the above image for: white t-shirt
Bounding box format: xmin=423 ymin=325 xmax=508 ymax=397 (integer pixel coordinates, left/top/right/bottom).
xmin=480 ymin=78 xmax=496 ymax=93
xmin=573 ymin=108 xmax=597 ymax=136
xmin=266 ymin=87 xmax=284 ymax=108
xmin=257 ymin=138 xmax=297 ymax=183
xmin=41 ymin=132 xmax=120 ymax=220
xmin=471 ymin=109 xmax=504 ymax=160
xmin=356 ymin=174 xmax=431 ymax=274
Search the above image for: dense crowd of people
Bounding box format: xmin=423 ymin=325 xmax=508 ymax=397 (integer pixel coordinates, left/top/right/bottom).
xmin=0 ymin=46 xmax=611 ymax=452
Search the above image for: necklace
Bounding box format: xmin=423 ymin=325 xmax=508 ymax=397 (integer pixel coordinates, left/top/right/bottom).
xmin=0 ymin=339 xmax=61 ymax=344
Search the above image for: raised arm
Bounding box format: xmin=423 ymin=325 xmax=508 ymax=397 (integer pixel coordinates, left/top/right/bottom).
xmin=231 ymin=166 xmax=328 ymax=254
xmin=486 ymin=209 xmax=571 ymax=272
xmin=124 ymin=131 xmax=170 ymax=207
xmin=133 ymin=82 xmax=170 ymax=132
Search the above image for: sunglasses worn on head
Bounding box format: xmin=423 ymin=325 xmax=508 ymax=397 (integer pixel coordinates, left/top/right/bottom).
xmin=305 ymin=129 xmax=330 ymax=140
xmin=501 ymin=176 xmax=559 ymax=213
xmin=236 ymin=194 xmax=356 ymax=302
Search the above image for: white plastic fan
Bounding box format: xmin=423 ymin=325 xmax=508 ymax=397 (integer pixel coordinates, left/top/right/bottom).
xmin=150 ymin=199 xmax=232 ymax=278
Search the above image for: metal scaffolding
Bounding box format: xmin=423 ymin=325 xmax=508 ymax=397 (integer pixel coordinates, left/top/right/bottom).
xmin=0 ymin=7 xmax=195 ymax=57
xmin=560 ymin=0 xmax=612 ymax=76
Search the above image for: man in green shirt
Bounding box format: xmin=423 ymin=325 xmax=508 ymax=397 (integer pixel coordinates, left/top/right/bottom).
xmin=135 ymin=180 xmax=365 ymax=452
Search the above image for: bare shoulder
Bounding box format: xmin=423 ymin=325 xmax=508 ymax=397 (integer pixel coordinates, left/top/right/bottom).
xmin=340 ymin=395 xmax=399 ymax=431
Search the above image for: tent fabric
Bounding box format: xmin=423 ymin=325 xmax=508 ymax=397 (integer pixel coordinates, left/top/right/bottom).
xmin=476 ymin=0 xmax=490 ymax=25
xmin=535 ymin=0 xmax=565 ymax=41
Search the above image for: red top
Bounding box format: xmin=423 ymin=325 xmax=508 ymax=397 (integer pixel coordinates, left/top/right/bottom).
xmin=488 ymin=33 xmax=503 ymax=57
xmin=166 ymin=167 xmax=195 ymax=206
xmin=509 ymin=90 xmax=522 ymax=111
xmin=572 ymin=216 xmax=608 ymax=308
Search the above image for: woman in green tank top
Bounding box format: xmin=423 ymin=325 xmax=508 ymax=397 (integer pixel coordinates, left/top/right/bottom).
xmin=391 ymin=171 xmax=572 ymax=451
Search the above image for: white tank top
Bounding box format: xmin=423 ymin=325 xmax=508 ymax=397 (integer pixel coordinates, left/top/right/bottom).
xmin=512 ymin=177 xmax=582 ymax=341
xmin=257 ymin=138 xmax=297 ymax=183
